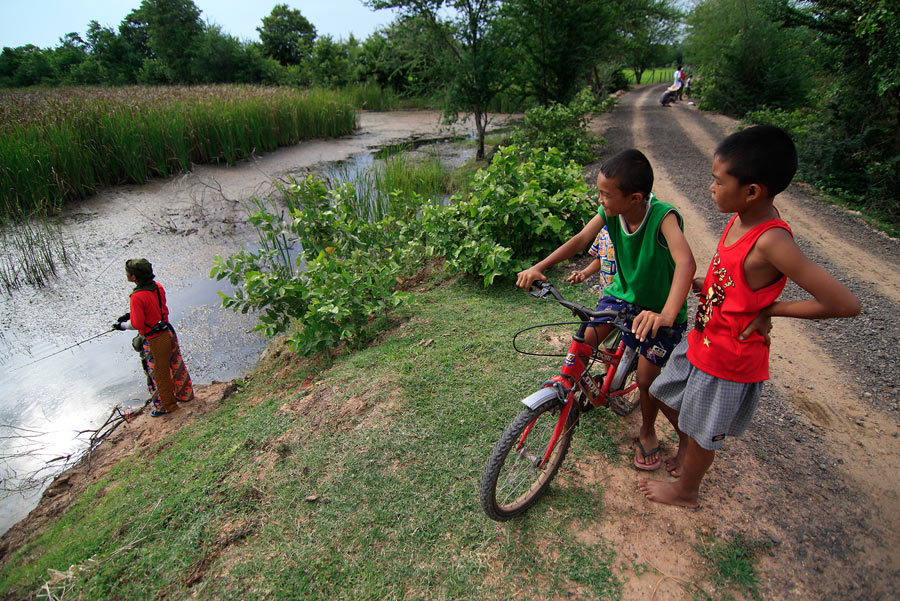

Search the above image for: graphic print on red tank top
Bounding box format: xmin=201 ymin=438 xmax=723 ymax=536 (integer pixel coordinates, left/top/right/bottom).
xmin=687 ymin=215 xmax=792 ymax=383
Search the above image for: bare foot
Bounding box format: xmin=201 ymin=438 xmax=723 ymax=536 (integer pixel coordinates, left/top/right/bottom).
xmin=664 ymin=434 xmax=688 ymax=477
xmin=637 ymin=478 xmax=699 ymax=508
xmin=665 ymin=455 xmax=684 ymax=477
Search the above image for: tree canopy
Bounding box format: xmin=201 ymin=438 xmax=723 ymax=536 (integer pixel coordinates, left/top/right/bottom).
xmin=257 ymin=4 xmax=317 ymax=66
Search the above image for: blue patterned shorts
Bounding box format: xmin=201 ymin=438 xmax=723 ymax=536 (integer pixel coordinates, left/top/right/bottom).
xmin=588 ymin=295 xmax=686 ymax=367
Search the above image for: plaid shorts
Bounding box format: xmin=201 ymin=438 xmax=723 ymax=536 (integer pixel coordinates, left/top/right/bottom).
xmin=650 ymin=339 xmax=763 ymax=450
xmin=588 ymin=295 xmax=686 ymax=367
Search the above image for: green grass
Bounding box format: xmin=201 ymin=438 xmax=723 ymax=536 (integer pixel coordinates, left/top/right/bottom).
xmin=324 ymin=150 xmax=452 ymax=222
xmin=693 ymin=532 xmax=769 ymax=601
xmin=623 ymin=68 xmax=676 ymax=85
xmin=0 ymin=273 xmax=629 ymax=601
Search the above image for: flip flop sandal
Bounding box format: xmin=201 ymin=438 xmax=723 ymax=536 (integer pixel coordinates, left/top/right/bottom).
xmin=633 ymin=437 xmax=661 ymax=471
xmin=150 ymin=408 xmax=177 ymax=417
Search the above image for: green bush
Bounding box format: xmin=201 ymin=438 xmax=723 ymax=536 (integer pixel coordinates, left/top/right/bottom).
xmin=211 ymin=177 xmax=416 ymax=355
xmin=214 ymin=146 xmax=594 ymax=354
xmin=420 ymin=146 xmax=594 ymax=286
xmin=507 ymin=100 xmax=600 ymax=165
xmin=743 ymin=104 xmax=900 ymax=226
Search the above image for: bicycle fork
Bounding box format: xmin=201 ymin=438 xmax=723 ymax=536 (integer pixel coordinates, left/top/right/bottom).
xmin=516 ymin=338 xmax=593 ymax=468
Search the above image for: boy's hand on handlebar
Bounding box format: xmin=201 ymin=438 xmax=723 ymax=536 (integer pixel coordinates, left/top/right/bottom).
xmin=516 ymin=267 xmax=546 ymax=290
xmin=632 ymin=310 xmax=674 ymax=342
xmin=565 ymin=270 xmax=586 ymax=284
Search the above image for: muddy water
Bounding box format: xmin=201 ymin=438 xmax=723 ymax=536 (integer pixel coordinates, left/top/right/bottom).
xmin=0 ymin=111 xmax=516 ymax=533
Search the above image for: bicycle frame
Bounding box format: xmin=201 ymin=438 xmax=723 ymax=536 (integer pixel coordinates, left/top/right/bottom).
xmin=519 ymin=330 xmax=638 ymax=468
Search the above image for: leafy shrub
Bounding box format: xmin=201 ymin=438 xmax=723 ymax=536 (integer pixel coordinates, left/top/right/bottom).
xmin=570 ymin=86 xmax=618 ymax=116
xmin=419 ymin=146 xmax=594 ymax=285
xmin=507 ymin=100 xmax=599 ymax=165
xmin=213 ymin=147 xmax=595 ymax=354
xmin=743 ymin=104 xmax=900 ymax=226
xmin=211 ymin=177 xmax=416 ymax=355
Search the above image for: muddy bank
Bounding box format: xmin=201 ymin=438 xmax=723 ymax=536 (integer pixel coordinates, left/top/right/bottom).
xmin=0 ymin=110 xmax=518 ymax=534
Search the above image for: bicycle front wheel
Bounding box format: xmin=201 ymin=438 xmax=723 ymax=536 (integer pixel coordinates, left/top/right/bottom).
xmin=479 ymin=401 xmax=579 ymax=521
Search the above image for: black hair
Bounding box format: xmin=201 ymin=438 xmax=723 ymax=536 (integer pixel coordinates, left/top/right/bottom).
xmin=715 ymin=125 xmax=797 ymax=196
xmin=599 ymin=149 xmax=654 ymax=198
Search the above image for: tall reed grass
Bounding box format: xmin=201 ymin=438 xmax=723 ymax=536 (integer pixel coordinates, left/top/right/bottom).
xmin=0 ymin=219 xmax=73 ymax=292
xmin=0 ymin=85 xmax=358 ymax=222
xmin=325 ymin=151 xmax=451 ymax=222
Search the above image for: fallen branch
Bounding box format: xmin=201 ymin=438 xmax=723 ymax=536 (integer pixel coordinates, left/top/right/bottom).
xmin=0 ymin=402 xmax=147 ymax=498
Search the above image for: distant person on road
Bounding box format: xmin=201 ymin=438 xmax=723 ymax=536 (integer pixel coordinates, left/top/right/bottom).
xmin=637 ymin=126 xmax=861 ymax=508
xmin=112 ymin=259 xmax=194 ymax=417
xmin=517 ymin=149 xmax=696 ymax=471
xmin=673 ymin=66 xmax=684 ymax=101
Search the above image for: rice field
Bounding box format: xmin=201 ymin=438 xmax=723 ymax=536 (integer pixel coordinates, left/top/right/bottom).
xmin=623 ymin=68 xmax=677 ymax=85
xmin=0 ymin=85 xmax=358 ymax=222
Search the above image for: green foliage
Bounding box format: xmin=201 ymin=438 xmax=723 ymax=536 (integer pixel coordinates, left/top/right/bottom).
xmin=369 ymin=0 xmax=511 ymax=159
xmin=211 ymin=174 xmax=422 ymax=355
xmin=257 ymin=3 xmax=316 ymax=66
xmin=501 ymin=0 xmax=616 ymax=105
xmin=619 ymin=0 xmax=682 ymax=86
xmin=507 ymin=93 xmax=607 ymax=165
xmin=420 ymin=146 xmax=594 ymax=286
xmin=213 ymin=145 xmax=593 ymax=352
xmin=138 ymin=0 xmax=205 ymax=83
xmin=686 ymin=0 xmax=813 ymax=116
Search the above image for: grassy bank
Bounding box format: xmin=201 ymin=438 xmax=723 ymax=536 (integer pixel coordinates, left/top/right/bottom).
xmin=0 ymin=274 xmax=629 ymax=600
xmin=0 ymin=85 xmax=357 ymax=221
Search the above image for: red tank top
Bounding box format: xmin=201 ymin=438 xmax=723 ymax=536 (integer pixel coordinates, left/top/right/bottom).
xmin=687 ymin=215 xmax=792 ymax=383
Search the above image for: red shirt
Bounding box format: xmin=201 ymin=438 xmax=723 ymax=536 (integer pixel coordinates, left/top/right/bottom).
xmin=687 ymin=215 xmax=792 ymax=383
xmin=129 ymin=284 xmax=169 ymax=338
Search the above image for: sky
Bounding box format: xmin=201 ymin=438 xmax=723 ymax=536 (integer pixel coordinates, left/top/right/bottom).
xmin=0 ymin=0 xmax=401 ymax=49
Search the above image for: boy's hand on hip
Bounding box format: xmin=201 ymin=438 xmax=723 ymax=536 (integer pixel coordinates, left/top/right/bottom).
xmin=632 ymin=311 xmax=673 ymax=342
xmin=516 ymin=267 xmax=545 ymax=290
xmin=739 ymin=312 xmax=773 ymax=345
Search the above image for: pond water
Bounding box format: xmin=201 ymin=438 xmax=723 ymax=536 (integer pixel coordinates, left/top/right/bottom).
xmin=0 ymin=111 xmax=516 ymax=534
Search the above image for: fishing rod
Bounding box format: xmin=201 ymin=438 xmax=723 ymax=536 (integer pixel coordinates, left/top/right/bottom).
xmin=11 ymin=329 xmax=115 ymax=371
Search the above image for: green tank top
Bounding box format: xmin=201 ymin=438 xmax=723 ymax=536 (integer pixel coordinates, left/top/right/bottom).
xmin=599 ymin=195 xmax=688 ymax=324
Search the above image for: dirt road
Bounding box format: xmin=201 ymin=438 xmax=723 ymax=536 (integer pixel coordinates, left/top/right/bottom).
xmin=578 ymin=85 xmax=900 ymax=600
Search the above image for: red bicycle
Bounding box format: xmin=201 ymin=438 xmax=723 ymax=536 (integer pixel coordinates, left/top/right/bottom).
xmin=479 ymin=281 xmax=674 ymax=521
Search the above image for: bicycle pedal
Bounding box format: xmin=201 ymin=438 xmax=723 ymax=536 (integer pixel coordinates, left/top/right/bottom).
xmin=608 ymin=395 xmax=640 ymax=417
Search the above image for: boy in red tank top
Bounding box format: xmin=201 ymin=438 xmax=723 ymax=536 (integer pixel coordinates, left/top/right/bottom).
xmin=638 ymin=126 xmax=860 ymax=508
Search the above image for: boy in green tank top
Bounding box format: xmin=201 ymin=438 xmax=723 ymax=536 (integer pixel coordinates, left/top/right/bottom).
xmin=517 ymin=149 xmax=696 ymax=471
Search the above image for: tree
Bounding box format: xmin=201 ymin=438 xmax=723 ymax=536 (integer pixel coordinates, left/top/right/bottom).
xmin=311 ymin=35 xmax=353 ymax=87
xmin=619 ymin=0 xmax=681 ymax=85
xmin=368 ymin=0 xmax=512 ymax=160
xmin=501 ymin=0 xmax=615 ymax=105
xmin=257 ymin=4 xmax=317 ymax=66
xmin=685 ymin=0 xmax=811 ymax=115
xmin=138 ymin=0 xmax=204 ymax=82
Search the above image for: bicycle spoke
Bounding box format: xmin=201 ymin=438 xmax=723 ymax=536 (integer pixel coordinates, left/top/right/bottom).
xmin=498 ymin=449 xmax=542 ymax=504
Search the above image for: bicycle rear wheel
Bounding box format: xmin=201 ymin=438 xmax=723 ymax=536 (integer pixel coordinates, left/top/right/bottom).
xmin=479 ymin=400 xmax=579 ymax=521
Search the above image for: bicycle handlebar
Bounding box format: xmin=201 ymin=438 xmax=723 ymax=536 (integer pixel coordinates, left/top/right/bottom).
xmin=529 ymin=280 xmax=677 ymax=338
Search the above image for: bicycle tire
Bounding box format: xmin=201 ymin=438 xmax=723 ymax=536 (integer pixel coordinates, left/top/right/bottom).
xmin=609 ymin=359 xmax=640 ymax=416
xmin=479 ymin=400 xmax=579 ymax=521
